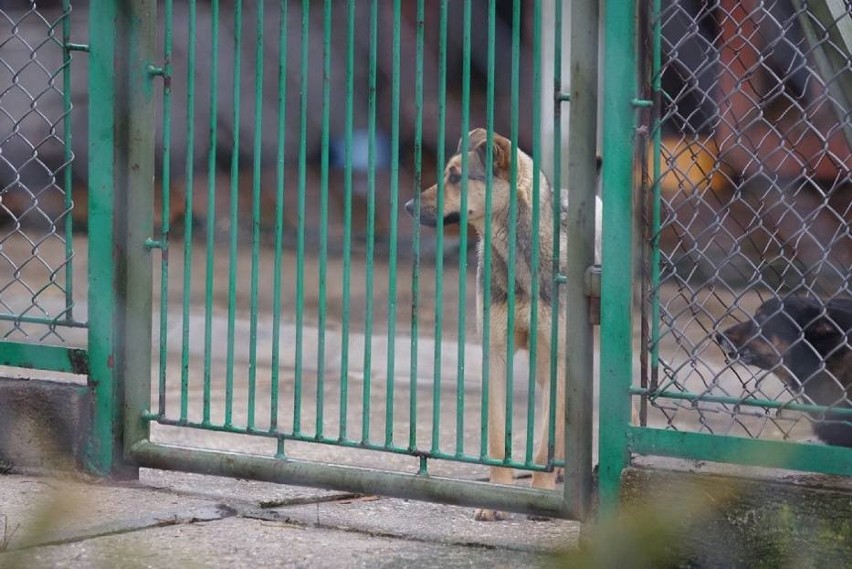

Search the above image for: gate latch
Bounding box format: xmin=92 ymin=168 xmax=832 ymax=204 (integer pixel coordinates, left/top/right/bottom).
xmin=584 ymin=265 xmax=602 ymax=325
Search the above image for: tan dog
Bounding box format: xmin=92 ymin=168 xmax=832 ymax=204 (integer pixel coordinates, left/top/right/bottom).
xmin=405 ymin=128 xmax=597 ymax=520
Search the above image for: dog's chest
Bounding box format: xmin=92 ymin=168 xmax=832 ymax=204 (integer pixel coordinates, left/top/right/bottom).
xmin=474 ymin=237 xmax=565 ymax=326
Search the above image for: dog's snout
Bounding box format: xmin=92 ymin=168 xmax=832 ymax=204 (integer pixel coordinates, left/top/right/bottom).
xmin=716 ymin=332 xmax=736 ymax=356
xmin=404 ymin=198 xmax=416 ymax=218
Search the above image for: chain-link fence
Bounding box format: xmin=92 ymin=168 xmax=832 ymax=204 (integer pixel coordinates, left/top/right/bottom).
xmin=640 ymin=0 xmax=851 ymax=449
xmin=0 ymin=1 xmax=82 ymax=343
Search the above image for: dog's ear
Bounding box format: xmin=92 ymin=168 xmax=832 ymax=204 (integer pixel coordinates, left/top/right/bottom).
xmin=458 ymin=128 xmax=487 ymax=155
xmin=805 ymin=316 xmax=842 ymax=341
xmin=465 ymin=130 xmax=511 ymax=178
xmin=803 ymin=315 xmax=847 ymax=355
xmin=490 ymin=134 xmax=512 ymax=176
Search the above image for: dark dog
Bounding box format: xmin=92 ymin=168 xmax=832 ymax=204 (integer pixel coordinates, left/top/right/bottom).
xmin=716 ymin=296 xmax=852 ymax=447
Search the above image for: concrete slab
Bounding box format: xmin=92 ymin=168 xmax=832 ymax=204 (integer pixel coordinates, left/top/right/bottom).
xmin=1 ymin=516 xmax=553 ymax=569
xmin=0 ymin=474 xmax=226 ymax=550
xmin=138 ymin=468 xmax=352 ymax=507
xmin=619 ymin=465 xmax=852 ymax=567
xmin=0 ymin=378 xmax=89 ymax=469
xmin=268 ymin=495 xmax=580 ymax=553
xmin=0 ymin=472 xmax=566 ymax=569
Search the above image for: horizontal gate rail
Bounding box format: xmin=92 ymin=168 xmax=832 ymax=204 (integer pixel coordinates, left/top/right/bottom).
xmin=140 ymin=414 xmax=565 ymax=472
xmin=629 ymin=428 xmax=852 ymax=477
xmin=0 ymin=340 xmax=87 ymax=374
xmin=631 ymin=388 xmax=852 ymax=420
xmin=130 ymin=440 xmax=569 ymax=518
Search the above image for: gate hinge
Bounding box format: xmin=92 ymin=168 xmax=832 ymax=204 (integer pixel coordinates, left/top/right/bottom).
xmin=65 ymin=42 xmax=90 ymax=52
xmin=584 ymin=265 xmax=601 ymax=325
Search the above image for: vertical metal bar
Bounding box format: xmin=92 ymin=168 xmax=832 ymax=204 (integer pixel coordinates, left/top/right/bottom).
xmin=361 ymin=0 xmax=378 ymax=444
xmin=157 ymin=0 xmax=174 ymax=418
xmin=88 ymin=0 xmax=154 ymax=477
xmin=479 ymin=0 xmax=497 ymax=460
xmin=455 ymin=0 xmax=472 ymax=458
xmin=86 ymin=0 xmax=119 ymax=476
xmin=649 ymin=0 xmax=663 ymax=390
xmin=547 ymin=0 xmax=562 ymax=469
xmin=294 ymin=0 xmax=310 ymax=435
xmin=408 ymin=0 xmax=425 ymax=451
xmin=179 ymin=0 xmax=198 ymax=424
xmin=599 ymin=0 xmax=638 ymax=515
xmin=61 ymin=0 xmax=74 ymax=322
xmin=565 ymin=0 xmax=600 ymax=520
xmin=270 ymin=0 xmax=289 ymax=432
xmin=339 ymin=0 xmax=355 ymax=441
xmin=384 ymin=0 xmax=402 ymax=447
xmin=525 ymin=0 xmax=543 ymax=466
xmin=317 ymin=0 xmax=332 ymax=438
xmin=504 ymin=0 xmax=522 ymax=464
xmin=224 ymin=0 xmax=243 ymax=428
xmin=636 ymin=0 xmax=651 ymax=425
xmin=430 ymin=0 xmax=448 ymax=455
xmin=121 ymin=0 xmax=156 ymax=462
xmin=202 ymin=0 xmax=220 ymax=427
xmin=248 ymin=0 xmax=265 ymax=431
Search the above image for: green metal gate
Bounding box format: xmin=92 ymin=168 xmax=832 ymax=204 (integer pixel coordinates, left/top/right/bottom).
xmin=67 ymin=0 xmax=603 ymax=520
xmin=598 ymin=0 xmax=852 ymax=512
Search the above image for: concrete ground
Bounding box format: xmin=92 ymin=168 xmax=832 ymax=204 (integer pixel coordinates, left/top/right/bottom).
xmin=1 ymin=235 xmax=581 ymax=568
xmin=0 ymin=469 xmax=578 ymax=568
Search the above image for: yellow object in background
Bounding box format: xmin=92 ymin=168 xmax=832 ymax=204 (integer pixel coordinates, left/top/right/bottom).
xmin=647 ymin=137 xmax=731 ymax=196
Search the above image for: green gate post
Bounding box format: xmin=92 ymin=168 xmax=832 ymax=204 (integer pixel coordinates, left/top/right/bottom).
xmin=598 ymin=0 xmax=638 ymax=514
xmin=121 ymin=0 xmax=157 ymax=467
xmin=86 ymin=0 xmax=156 ymax=477
xmin=563 ymin=0 xmax=601 ymax=521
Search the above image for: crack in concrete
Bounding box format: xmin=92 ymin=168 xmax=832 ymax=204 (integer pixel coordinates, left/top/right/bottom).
xmin=2 ymin=504 xmax=237 ymax=553
xmin=233 ymin=503 xmax=558 ymax=555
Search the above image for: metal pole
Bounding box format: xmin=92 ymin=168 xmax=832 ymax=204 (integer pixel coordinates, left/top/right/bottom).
xmin=564 ymin=0 xmax=600 ymax=521
xmin=87 ymin=0 xmax=155 ymax=477
xmin=86 ymin=0 xmax=121 ymax=476
xmin=121 ymin=0 xmax=157 ymax=464
xmin=598 ymin=0 xmax=638 ymax=515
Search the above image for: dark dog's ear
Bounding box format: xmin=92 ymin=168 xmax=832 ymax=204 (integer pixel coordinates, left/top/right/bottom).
xmin=802 ymin=314 xmax=851 ymax=360
xmin=804 ymin=316 xmax=843 ymax=343
xmin=596 ymin=155 xmax=602 ymax=172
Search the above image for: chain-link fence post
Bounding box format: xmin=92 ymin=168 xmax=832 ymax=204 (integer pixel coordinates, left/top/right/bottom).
xmin=598 ymin=0 xmax=640 ymax=514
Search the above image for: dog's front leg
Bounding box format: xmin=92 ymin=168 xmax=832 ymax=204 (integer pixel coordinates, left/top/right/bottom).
xmin=474 ymin=323 xmax=514 ymax=522
xmin=531 ymin=328 xmax=563 ymax=492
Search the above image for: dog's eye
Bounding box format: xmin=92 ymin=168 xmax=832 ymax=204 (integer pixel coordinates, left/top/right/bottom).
xmin=448 ymin=171 xmax=461 ymax=184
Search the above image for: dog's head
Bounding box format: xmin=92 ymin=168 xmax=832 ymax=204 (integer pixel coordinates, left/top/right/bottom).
xmin=404 ymin=128 xmax=513 ymax=228
xmin=716 ymin=296 xmax=849 ymax=385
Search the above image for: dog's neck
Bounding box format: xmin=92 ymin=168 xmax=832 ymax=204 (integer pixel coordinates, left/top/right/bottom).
xmin=473 ymin=152 xmax=560 ymax=303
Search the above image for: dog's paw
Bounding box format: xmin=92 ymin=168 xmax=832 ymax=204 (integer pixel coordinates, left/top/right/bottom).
xmin=526 ymin=513 xmax=553 ymax=522
xmin=474 ymin=508 xmax=507 ymax=522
